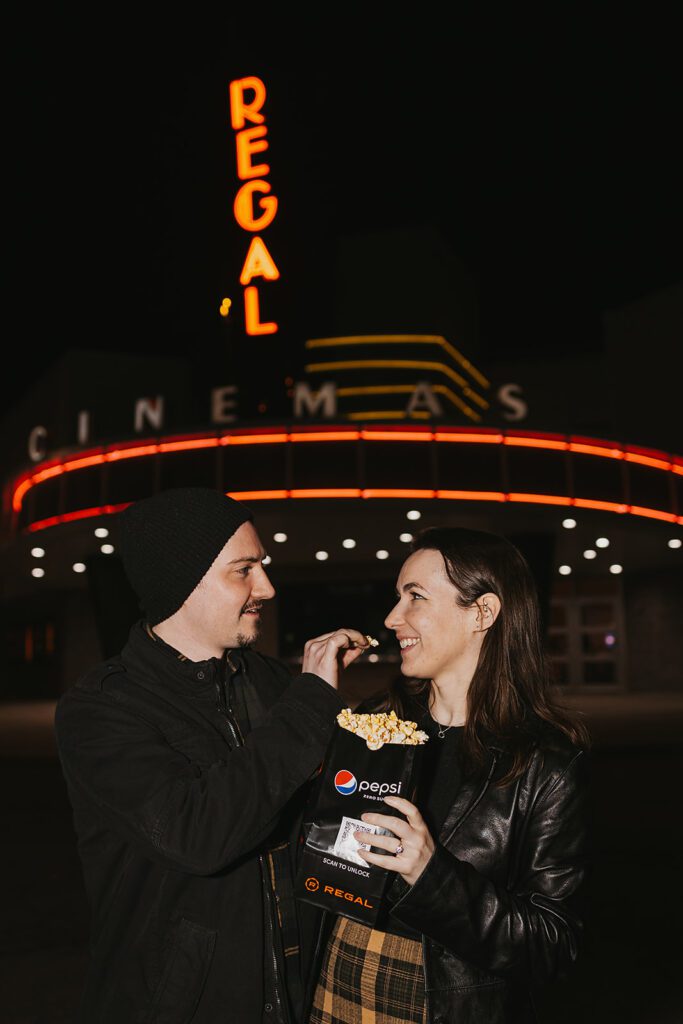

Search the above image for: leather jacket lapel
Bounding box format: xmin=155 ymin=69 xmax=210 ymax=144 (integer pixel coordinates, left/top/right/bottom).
xmin=439 ymin=750 xmax=498 ymax=846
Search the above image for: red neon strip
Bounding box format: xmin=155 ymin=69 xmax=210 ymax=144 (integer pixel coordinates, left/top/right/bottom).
xmin=434 ymin=432 xmax=503 ymax=444
xmin=224 ymin=434 xmax=288 ymax=445
xmin=64 ymin=454 xmax=106 ymax=471
xmin=505 ymin=437 xmax=569 ymax=452
xmin=20 ymin=491 xmax=682 ymax=532
xmin=628 ymin=505 xmax=678 ymax=523
xmin=33 ymin=465 xmax=64 ymax=483
xmin=289 ymin=431 xmax=360 ymax=442
xmin=573 ymin=498 xmax=628 ymax=513
xmin=361 ymin=430 xmax=433 ymax=442
xmin=107 ymin=445 xmax=159 ymax=461
xmin=226 ymin=489 xmax=289 ymax=500
xmin=436 ymin=490 xmax=506 ymax=501
xmin=27 ymin=503 xmax=131 ymax=532
xmin=158 ymin=438 xmax=219 ymax=453
xmin=624 ymin=452 xmax=673 ymax=471
xmin=12 ymin=480 xmax=33 ymax=512
xmin=362 ymin=489 xmax=436 ymax=499
xmin=508 ymin=493 xmax=572 ymax=506
xmin=290 ymin=488 xmax=361 ymax=498
xmin=506 ymin=429 xmax=565 ymax=441
xmin=569 ymin=442 xmax=623 ymax=459
xmin=12 ymin=429 xmax=682 ymax=520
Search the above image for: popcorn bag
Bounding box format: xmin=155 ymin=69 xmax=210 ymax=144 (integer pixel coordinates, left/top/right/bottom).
xmin=295 ymin=709 xmax=428 ymax=926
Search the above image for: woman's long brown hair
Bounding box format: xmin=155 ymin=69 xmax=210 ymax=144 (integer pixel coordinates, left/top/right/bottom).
xmin=376 ymin=526 xmax=590 ymax=785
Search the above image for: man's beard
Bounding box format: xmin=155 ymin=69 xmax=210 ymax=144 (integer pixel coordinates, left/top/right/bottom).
xmin=236 ymin=603 xmax=262 ymax=648
xmin=236 ymin=628 xmax=258 ymax=648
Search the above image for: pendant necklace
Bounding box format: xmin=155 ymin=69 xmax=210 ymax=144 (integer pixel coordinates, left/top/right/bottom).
xmin=429 ymin=713 xmax=453 ymax=739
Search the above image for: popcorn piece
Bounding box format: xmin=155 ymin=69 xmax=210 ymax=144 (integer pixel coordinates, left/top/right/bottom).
xmin=336 ymin=708 xmax=429 ymax=749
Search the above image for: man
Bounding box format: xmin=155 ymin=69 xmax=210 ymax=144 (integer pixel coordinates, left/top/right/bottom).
xmin=55 ymin=487 xmax=368 ymax=1023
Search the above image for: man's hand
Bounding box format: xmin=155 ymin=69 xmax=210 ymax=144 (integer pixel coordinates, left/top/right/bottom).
xmin=302 ymin=629 xmax=371 ymax=689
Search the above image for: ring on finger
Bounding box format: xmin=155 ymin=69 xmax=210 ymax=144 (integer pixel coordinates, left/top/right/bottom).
xmin=395 ymin=843 xmax=404 ymax=856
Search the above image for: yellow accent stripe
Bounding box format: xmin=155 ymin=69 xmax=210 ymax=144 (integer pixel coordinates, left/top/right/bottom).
xmin=337 ymin=385 xmax=416 ymax=396
xmin=306 ymin=358 xmax=469 ymax=394
xmin=305 ymin=360 xmax=485 ymax=420
xmin=347 ymin=410 xmax=436 ymax=421
xmin=305 ymin=334 xmax=490 ymax=389
xmin=436 ymin=383 xmax=489 ymax=411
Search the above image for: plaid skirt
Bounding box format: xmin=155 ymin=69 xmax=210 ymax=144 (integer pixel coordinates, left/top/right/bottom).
xmin=309 ymin=916 xmax=427 ymax=1024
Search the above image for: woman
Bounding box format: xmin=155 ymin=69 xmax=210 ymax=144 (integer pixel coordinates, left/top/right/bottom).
xmin=302 ymin=526 xmax=590 ymax=1024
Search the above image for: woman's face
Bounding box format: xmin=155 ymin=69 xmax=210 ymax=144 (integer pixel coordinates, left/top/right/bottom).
xmin=384 ymin=548 xmax=482 ymax=682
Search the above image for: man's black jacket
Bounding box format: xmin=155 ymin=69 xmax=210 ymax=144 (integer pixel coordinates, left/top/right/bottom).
xmin=54 ymin=620 xmax=344 ymax=1024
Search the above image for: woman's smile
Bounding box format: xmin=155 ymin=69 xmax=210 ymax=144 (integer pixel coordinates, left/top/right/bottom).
xmin=399 ymin=636 xmax=421 ymax=652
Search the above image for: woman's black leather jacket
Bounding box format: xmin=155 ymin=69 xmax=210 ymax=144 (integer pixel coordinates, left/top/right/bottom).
xmin=302 ymin=712 xmax=590 ymax=1024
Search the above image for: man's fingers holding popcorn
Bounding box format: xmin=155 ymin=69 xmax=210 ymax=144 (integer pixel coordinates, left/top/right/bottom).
xmin=302 ymin=629 xmax=370 ymax=687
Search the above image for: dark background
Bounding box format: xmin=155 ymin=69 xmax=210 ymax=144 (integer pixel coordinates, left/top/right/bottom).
xmin=3 ymin=10 xmax=683 ymax=1023
xmin=7 ymin=10 xmax=683 ymax=402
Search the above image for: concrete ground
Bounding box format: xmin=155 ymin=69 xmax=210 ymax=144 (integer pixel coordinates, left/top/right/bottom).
xmin=1 ymin=694 xmax=682 ymax=1023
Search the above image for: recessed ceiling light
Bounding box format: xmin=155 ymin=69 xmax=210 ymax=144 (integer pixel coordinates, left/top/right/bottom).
xmin=595 ymin=537 xmax=610 ymax=548
xmin=94 ymin=527 xmax=109 ymax=539
xmin=262 ymin=555 xmax=272 ymax=566
xmin=406 ymin=510 xmax=421 ymax=521
xmin=31 ymin=567 xmax=45 ymax=578
xmin=101 ymin=544 xmax=115 ymax=555
xmin=315 ymin=550 xmax=329 ymax=561
xmin=399 ymin=533 xmax=413 ymax=543
xmin=558 ymin=565 xmax=572 ymax=575
xmin=562 ymin=518 xmax=577 ymax=529
xmin=30 ymin=547 xmax=45 ymax=558
xmin=342 ymin=538 xmax=356 ymax=549
xmin=609 ymin=564 xmax=623 ymax=574
xmin=668 ymin=538 xmax=682 ymax=549
xmin=368 ymin=653 xmax=379 ymax=663
xmin=583 ymin=549 xmax=597 ymax=560
xmin=376 ymin=550 xmax=389 ymax=560
xmin=72 ymin=563 xmax=87 ymax=574
xmin=273 ymin=532 xmax=287 ymax=543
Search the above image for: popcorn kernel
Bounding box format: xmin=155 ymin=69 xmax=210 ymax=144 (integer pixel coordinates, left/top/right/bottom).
xmin=336 ymin=708 xmax=430 ymax=749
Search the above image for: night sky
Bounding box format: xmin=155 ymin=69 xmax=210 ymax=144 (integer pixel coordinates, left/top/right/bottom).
xmin=7 ymin=12 xmax=683 ymax=410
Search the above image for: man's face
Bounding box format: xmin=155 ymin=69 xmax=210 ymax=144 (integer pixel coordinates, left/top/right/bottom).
xmin=178 ymin=521 xmax=275 ymax=651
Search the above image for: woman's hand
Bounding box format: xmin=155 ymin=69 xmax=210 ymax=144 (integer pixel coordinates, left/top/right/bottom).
xmin=355 ymin=795 xmax=436 ymax=886
xmin=301 ymin=629 xmax=371 ymax=689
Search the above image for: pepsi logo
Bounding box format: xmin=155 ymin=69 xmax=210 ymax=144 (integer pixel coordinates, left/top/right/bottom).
xmin=334 ymin=770 xmax=358 ymax=795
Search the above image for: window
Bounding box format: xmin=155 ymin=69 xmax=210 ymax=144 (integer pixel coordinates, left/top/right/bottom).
xmin=548 ymin=578 xmax=625 ymax=690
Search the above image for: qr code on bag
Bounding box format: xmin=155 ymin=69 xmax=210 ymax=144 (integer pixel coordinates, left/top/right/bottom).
xmin=333 ymin=816 xmax=392 ymax=866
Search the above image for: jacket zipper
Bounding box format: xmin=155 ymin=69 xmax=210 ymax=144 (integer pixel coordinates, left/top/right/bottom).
xmin=263 ymin=872 xmax=287 ymax=1022
xmin=214 ymin=665 xmax=287 ymax=1023
xmin=214 ymin=678 xmax=243 ymax=747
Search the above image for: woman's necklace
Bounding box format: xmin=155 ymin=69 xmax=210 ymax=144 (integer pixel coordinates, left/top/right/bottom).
xmin=430 ymin=714 xmax=454 ymax=739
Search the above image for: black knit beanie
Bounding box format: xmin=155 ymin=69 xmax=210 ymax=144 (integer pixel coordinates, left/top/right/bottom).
xmin=118 ymin=487 xmax=254 ymax=626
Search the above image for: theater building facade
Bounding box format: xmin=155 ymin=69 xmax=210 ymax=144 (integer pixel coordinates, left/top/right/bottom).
xmin=1 ymin=75 xmax=681 ymax=702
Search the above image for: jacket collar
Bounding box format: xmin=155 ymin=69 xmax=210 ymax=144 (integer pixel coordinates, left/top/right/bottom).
xmin=121 ymin=619 xmax=245 ymax=701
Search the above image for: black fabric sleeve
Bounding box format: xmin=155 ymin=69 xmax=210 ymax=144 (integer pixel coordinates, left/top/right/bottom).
xmin=55 ymin=673 xmax=345 ymax=876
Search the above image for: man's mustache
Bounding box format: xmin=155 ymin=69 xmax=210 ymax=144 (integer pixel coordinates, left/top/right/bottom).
xmin=242 ymin=603 xmax=263 ymax=614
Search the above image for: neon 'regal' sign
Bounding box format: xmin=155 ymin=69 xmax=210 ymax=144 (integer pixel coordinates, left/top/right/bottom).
xmin=227 ymin=76 xmax=280 ymax=336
